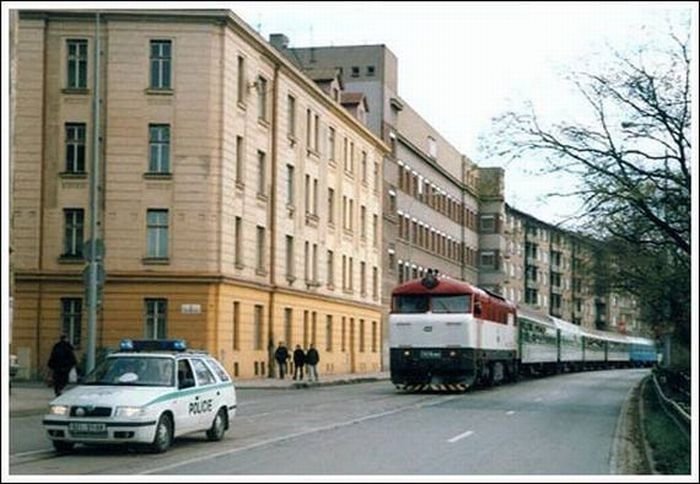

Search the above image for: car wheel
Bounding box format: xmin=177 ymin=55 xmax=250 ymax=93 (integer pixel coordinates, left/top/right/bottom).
xmin=53 ymin=440 xmax=75 ymax=453
xmin=150 ymin=413 xmax=173 ymax=453
xmin=206 ymin=408 xmax=227 ymax=441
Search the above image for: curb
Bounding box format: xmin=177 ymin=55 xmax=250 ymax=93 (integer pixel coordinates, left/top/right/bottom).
xmin=639 ymin=377 xmax=659 ymax=475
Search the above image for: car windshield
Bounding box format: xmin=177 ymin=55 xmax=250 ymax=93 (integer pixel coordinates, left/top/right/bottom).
xmin=82 ymin=356 xmax=175 ymax=387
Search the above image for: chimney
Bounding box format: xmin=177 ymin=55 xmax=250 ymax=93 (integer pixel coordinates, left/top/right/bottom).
xmin=269 ymin=33 xmax=290 ymax=51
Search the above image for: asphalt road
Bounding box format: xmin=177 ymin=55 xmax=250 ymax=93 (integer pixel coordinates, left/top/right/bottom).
xmin=9 ymin=368 xmax=650 ymax=476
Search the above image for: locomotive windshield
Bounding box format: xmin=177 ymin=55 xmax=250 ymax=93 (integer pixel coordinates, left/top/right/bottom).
xmin=392 ymin=294 xmax=471 ymax=314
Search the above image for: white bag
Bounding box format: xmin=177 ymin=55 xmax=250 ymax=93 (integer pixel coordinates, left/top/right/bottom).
xmin=68 ymin=367 xmax=78 ymax=383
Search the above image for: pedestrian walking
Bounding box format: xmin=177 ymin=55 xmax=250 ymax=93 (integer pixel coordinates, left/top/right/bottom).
xmin=47 ymin=334 xmax=77 ymax=396
xmin=292 ymin=344 xmax=305 ymax=380
xmin=274 ymin=341 xmax=289 ymax=379
xmin=306 ymin=343 xmax=320 ymax=382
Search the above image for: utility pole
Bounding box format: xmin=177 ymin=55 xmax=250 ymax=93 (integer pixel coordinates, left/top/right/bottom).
xmin=86 ymin=12 xmax=102 ymax=373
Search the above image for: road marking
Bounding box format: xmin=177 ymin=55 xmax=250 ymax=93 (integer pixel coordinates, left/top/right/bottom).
xmin=447 ymin=430 xmax=474 ymax=443
xmin=141 ymin=394 xmax=460 ymax=474
xmin=506 ymin=410 xmax=515 ymax=415
xmin=11 ymin=449 xmax=53 ymax=458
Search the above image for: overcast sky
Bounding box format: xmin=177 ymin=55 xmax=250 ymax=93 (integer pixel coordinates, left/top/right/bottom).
xmin=229 ymin=1 xmax=694 ymax=226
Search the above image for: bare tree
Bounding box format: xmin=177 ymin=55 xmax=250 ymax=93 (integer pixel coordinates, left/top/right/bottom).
xmin=488 ymin=19 xmax=692 ymax=341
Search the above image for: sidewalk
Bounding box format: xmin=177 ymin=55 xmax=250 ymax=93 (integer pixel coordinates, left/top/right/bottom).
xmin=8 ymin=371 xmax=390 ymax=417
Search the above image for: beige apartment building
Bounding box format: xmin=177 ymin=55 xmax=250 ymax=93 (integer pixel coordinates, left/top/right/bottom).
xmin=499 ymin=206 xmax=641 ymax=333
xmin=10 ymin=9 xmax=387 ymax=379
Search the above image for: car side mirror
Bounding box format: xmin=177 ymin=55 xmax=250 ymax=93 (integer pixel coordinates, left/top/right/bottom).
xmin=179 ymin=377 xmax=195 ymax=390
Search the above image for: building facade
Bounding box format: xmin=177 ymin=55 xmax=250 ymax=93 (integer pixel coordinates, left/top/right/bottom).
xmin=272 ymin=40 xmax=499 ymax=368
xmin=499 ymin=206 xmax=641 ymax=333
xmin=11 ymin=9 xmax=387 ymax=379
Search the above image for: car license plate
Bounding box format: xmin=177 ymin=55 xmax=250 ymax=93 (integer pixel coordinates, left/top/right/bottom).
xmin=419 ymin=350 xmax=441 ymax=359
xmin=69 ymin=422 xmax=106 ymax=433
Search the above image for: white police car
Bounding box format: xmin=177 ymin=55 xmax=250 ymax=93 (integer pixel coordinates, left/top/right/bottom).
xmin=42 ymin=339 xmax=236 ymax=453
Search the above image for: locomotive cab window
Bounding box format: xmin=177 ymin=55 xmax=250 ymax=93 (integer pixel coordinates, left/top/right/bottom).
xmin=431 ymin=295 xmax=471 ymax=313
xmin=392 ymin=295 xmax=429 ymax=313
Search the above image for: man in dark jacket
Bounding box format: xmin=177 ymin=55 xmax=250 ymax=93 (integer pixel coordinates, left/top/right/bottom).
xmin=274 ymin=341 xmax=289 ymax=379
xmin=305 ymin=343 xmax=320 ymax=382
xmin=47 ymin=334 xmax=77 ymax=396
xmin=292 ymin=345 xmax=305 ymax=380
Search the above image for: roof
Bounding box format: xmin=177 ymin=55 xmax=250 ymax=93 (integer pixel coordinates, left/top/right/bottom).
xmin=341 ymin=92 xmax=366 ymax=105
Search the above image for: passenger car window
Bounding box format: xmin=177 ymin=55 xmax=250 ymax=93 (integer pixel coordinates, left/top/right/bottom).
xmin=206 ymin=357 xmax=231 ymax=382
xmin=191 ymin=358 xmax=217 ymax=385
xmin=178 ymin=359 xmax=196 ymax=389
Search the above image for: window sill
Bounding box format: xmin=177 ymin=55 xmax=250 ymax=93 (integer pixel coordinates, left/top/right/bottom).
xmin=62 ymin=88 xmax=90 ymax=95
xmin=305 ymin=213 xmax=319 ymax=227
xmin=142 ymin=257 xmax=170 ymax=265
xmin=258 ymin=118 xmax=270 ymax=129
xmin=143 ymin=173 xmax=172 ymax=180
xmin=287 ymin=135 xmax=298 ymax=147
xmin=306 ymin=148 xmax=320 ymax=159
xmin=58 ymin=255 xmax=84 ymax=264
xmin=145 ymin=88 xmax=174 ymax=96
xmin=286 ymin=275 xmax=297 ymax=284
xmin=235 ymin=180 xmax=245 ymax=191
xmin=235 ymin=262 xmax=245 ymax=270
xmin=237 ymin=101 xmax=247 ymax=111
xmin=59 ymin=172 xmax=87 ymax=180
xmin=256 ymin=268 xmax=268 ymax=277
xmin=257 ymin=193 xmax=269 ymax=203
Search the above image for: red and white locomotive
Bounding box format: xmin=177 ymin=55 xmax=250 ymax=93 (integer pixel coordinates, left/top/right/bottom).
xmin=389 ymin=271 xmax=656 ymax=391
xmin=389 ymin=270 xmax=518 ymax=390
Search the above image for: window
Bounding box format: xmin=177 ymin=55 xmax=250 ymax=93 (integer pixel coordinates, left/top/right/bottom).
xmin=313 ymin=114 xmax=320 ymax=152
xmin=373 ymin=214 xmax=379 ymax=247
xmin=360 ymin=262 xmax=366 ymax=295
xmin=232 ymin=302 xmax=240 ymax=351
xmin=427 ymin=136 xmax=437 ymax=158
xmin=150 ymin=40 xmax=172 ymax=89
xmin=61 ymin=298 xmax=82 ymax=347
xmin=256 ymin=225 xmax=266 ymax=272
xmin=286 ymin=235 xmax=295 ymax=279
xmin=63 ymin=209 xmax=84 ymax=258
xmin=372 ymin=321 xmax=378 ymax=352
xmin=361 ymin=151 xmax=368 ymax=183
xmin=312 ymin=243 xmax=318 ymax=282
xmin=254 ymin=305 xmax=264 ymax=350
xmin=148 ymin=124 xmax=170 ymax=173
xmin=237 ymin=55 xmax=245 ymax=104
xmin=66 ymin=39 xmax=88 ymax=89
xmin=341 ymin=317 xmax=346 ymax=352
xmin=191 ymin=358 xmax=217 ymax=386
xmin=373 ymin=162 xmax=380 ymax=191
xmin=372 ymin=266 xmax=378 ymax=299
xmin=257 ymin=76 xmax=268 ymax=121
xmin=480 ymin=251 xmax=496 ymax=269
xmin=287 ymin=95 xmax=296 ymax=138
xmin=286 ymin=164 xmax=295 ymax=205
xmin=235 ymin=136 xmax=244 ymax=184
xmin=325 ymin=315 xmax=333 ymax=351
xmin=351 ymin=66 xmax=360 ymax=77
xmin=327 ymin=250 xmax=334 ymax=287
xmin=284 ymin=308 xmax=293 ymax=348
xmin=327 ymin=188 xmax=335 ymax=224
xmin=480 ymin=215 xmax=495 ymax=233
xmin=525 ymin=288 xmax=538 ymax=305
xmin=304 ymin=242 xmax=310 ymax=281
xmin=328 ymin=127 xmax=336 ymax=162
xmin=146 ymin=209 xmax=169 ymax=258
xmin=257 ymin=150 xmax=266 ymax=196
xmin=366 ymin=65 xmax=375 ymax=76
xmin=145 ymin=298 xmax=167 ymax=339
xmin=65 ymin=123 xmax=86 ymax=173
xmin=235 ymin=216 xmax=243 ymax=267
xmin=359 ymin=319 xmax=365 ymax=352
xmin=360 ymin=206 xmax=367 ymax=239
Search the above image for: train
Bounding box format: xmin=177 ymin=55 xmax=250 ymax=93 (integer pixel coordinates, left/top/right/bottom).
xmin=388 ymin=271 xmax=658 ymax=391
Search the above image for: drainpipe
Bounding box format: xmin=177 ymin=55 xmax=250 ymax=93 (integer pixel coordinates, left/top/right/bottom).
xmin=267 ymin=63 xmax=280 ymax=378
